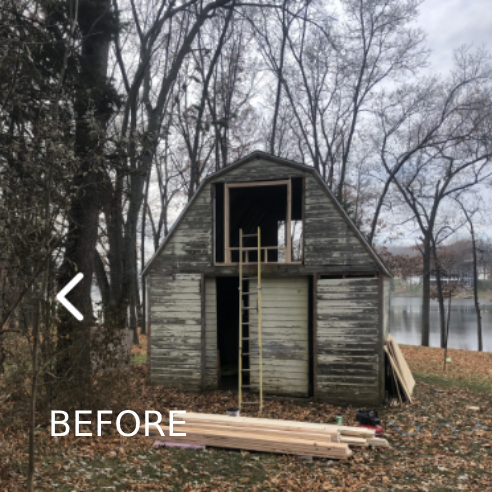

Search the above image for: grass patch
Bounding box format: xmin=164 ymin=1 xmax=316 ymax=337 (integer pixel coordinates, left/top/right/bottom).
xmin=40 ymin=447 xmax=271 ymax=491
xmin=131 ymin=352 xmax=147 ymax=365
xmin=414 ymin=372 xmax=492 ymax=394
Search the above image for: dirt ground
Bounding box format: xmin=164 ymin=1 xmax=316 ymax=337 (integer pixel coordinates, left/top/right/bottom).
xmin=1 ymin=340 xmax=491 ymax=491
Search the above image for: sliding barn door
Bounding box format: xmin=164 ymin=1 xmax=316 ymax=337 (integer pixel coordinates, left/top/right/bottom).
xmin=250 ymin=277 xmax=309 ymax=397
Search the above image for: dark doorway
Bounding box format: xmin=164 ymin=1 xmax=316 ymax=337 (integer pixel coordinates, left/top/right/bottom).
xmin=216 ymin=276 xmax=240 ymax=390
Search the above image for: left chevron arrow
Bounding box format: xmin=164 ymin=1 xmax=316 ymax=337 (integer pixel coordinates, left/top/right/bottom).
xmin=56 ymin=273 xmax=84 ymax=321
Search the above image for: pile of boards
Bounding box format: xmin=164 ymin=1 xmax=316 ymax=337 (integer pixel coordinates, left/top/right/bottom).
xmin=385 ymin=334 xmax=416 ymax=404
xmin=140 ymin=412 xmax=390 ymax=460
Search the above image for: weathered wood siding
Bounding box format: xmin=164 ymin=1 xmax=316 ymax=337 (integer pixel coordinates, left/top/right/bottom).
xmin=149 ymin=274 xmax=202 ymax=389
xmin=250 ymin=277 xmax=309 ymax=397
xmin=383 ymin=277 xmax=391 ymax=337
xmin=205 ymin=277 xmax=218 ymax=389
xmin=316 ymin=277 xmax=382 ymax=405
xmin=146 ymin=155 xmax=387 ymax=397
xmin=304 ymin=176 xmax=376 ymax=270
xmin=151 ymin=184 xmax=212 ymax=276
xmin=209 ymin=157 xmax=378 ymax=274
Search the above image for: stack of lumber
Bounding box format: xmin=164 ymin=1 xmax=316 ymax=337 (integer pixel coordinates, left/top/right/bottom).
xmin=385 ymin=334 xmax=416 ymax=404
xmin=140 ymin=413 xmax=390 ymax=459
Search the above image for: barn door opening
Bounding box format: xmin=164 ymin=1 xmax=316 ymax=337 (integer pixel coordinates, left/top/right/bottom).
xmin=216 ymin=276 xmax=241 ymax=390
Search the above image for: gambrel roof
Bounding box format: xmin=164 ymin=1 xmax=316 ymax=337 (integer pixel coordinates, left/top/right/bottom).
xmin=143 ymin=151 xmax=390 ymax=276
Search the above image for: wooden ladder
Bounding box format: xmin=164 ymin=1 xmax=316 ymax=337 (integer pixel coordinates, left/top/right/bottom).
xmin=238 ymin=227 xmax=263 ymax=412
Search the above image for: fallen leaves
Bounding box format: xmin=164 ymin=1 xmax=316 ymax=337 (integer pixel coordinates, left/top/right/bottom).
xmin=0 ymin=343 xmax=491 ymax=491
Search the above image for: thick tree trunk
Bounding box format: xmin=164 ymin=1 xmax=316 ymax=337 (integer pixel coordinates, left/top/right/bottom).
xmin=421 ymin=237 xmax=431 ymax=346
xmin=56 ymin=0 xmax=113 ymax=387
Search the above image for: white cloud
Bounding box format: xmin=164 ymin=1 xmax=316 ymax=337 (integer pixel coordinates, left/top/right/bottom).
xmin=418 ymin=0 xmax=492 ymax=74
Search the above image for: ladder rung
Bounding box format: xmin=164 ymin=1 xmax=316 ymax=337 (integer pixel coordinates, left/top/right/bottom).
xmin=241 ymin=322 xmax=250 ymax=325
xmin=242 ymin=402 xmax=260 ymax=405
xmin=242 ymin=234 xmax=258 ymax=237
xmin=242 ymin=307 xmax=255 ymax=310
xmin=241 ymin=385 xmax=251 ymax=388
xmin=242 ymin=337 xmax=250 ymax=340
xmin=242 ymin=277 xmax=258 ymax=280
xmin=241 ymin=292 xmax=255 ymax=295
xmin=242 ymin=353 xmax=250 ymax=356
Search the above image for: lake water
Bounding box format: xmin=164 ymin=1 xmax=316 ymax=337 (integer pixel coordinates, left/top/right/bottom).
xmin=390 ymin=296 xmax=492 ymax=352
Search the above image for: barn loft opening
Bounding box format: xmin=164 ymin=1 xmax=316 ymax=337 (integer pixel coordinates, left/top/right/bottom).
xmin=214 ymin=178 xmax=303 ymax=264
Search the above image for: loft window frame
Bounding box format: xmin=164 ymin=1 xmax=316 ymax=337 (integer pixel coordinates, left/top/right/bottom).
xmin=219 ymin=179 xmax=301 ymax=266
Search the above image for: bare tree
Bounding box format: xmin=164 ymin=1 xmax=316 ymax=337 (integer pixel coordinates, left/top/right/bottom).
xmin=371 ymin=47 xmax=492 ymax=346
xmin=457 ymin=197 xmax=483 ymax=351
xmin=252 ymin=0 xmax=427 ymax=204
xmin=93 ymin=0 xmax=238 ymax=341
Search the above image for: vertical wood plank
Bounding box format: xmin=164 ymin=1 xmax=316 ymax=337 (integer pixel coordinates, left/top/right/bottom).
xmin=146 ymin=275 xmax=151 ymax=383
xmin=224 ymin=184 xmax=230 ymax=263
xmin=313 ymin=273 xmax=318 ymax=401
xmin=211 ymin=184 xmax=216 ymax=265
xmin=301 ymin=177 xmax=306 ymax=263
xmin=378 ymin=274 xmax=385 ymax=403
xmin=201 ymin=274 xmax=206 ymax=391
xmin=286 ymin=179 xmax=292 ymax=263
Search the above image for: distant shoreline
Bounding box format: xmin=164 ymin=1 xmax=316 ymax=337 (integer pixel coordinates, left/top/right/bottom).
xmin=392 ymin=291 xmax=492 ymax=302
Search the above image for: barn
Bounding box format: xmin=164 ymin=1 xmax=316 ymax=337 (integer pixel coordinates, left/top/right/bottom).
xmin=142 ymin=151 xmax=391 ymax=406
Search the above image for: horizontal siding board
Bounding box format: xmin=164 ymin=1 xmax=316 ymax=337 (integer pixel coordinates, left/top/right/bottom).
xmin=316 ymin=277 xmax=382 ymax=405
xmin=150 ymin=274 xmax=202 ymax=390
xmin=304 ymin=173 xmax=376 ymax=270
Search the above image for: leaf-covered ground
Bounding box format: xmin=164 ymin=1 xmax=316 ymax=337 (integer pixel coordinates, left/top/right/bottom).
xmin=1 ymin=341 xmax=491 ymax=491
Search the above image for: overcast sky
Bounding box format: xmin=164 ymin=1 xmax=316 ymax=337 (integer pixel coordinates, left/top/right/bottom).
xmin=376 ymin=0 xmax=492 ymax=246
xmin=418 ymin=0 xmax=492 ymax=74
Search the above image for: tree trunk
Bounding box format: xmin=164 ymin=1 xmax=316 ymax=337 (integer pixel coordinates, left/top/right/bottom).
xmin=94 ymin=250 xmax=110 ymax=316
xmin=470 ymin=222 xmax=483 ymax=351
xmin=27 ymin=299 xmax=40 ymax=492
xmin=431 ymin=240 xmax=447 ymax=348
xmin=270 ymin=1 xmax=288 ymax=155
xmin=56 ymin=0 xmax=113 ymax=387
xmin=443 ymin=294 xmax=452 ymax=372
xmin=140 ymin=167 xmax=152 ymax=335
xmin=421 ymin=237 xmax=431 ymax=346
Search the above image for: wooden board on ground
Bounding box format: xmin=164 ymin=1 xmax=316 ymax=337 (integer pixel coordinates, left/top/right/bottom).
xmin=176 ymin=412 xmax=375 ymax=438
xmin=386 ymin=334 xmax=416 ymax=394
xmin=367 ymin=437 xmax=391 ymax=448
xmin=339 ymin=436 xmax=368 ymax=447
xmin=169 ymin=422 xmax=338 ymax=443
xmin=384 ymin=345 xmax=413 ymax=404
xmin=146 ymin=413 xmax=390 ymax=456
xmin=385 ymin=342 xmax=403 ymax=404
xmin=143 ymin=425 xmax=352 ymax=459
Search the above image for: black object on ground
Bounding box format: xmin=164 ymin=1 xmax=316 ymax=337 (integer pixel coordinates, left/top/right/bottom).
xmin=356 ymin=409 xmax=381 ymax=426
